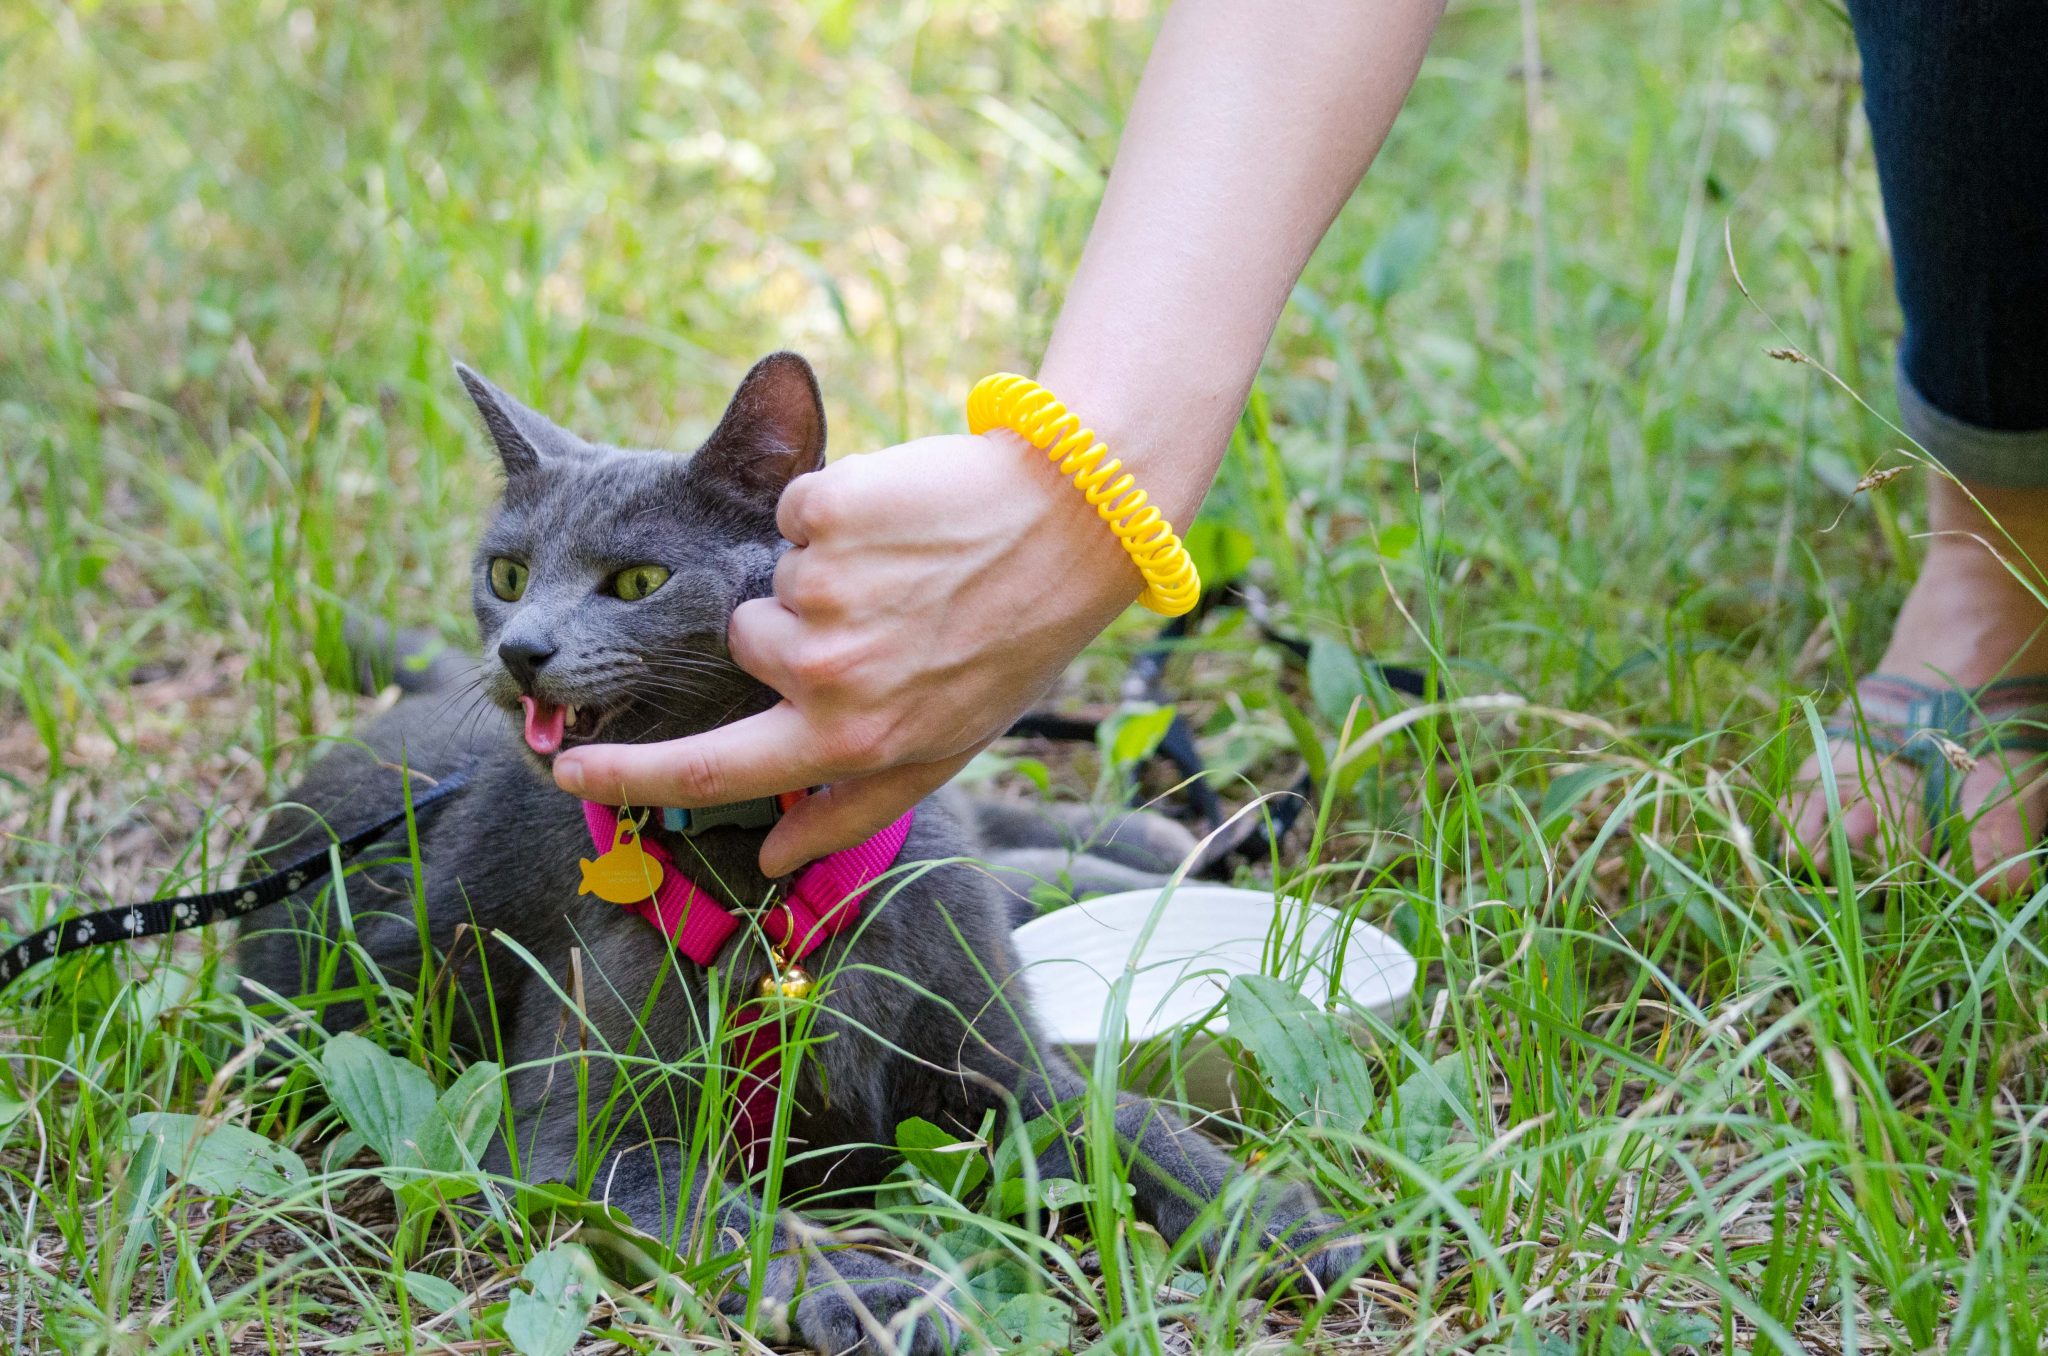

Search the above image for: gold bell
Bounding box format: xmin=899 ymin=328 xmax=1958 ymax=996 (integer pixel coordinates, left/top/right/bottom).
xmin=756 ymin=958 xmax=814 ymax=1003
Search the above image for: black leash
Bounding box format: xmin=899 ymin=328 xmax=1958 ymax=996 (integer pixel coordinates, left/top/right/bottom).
xmin=0 ymin=769 xmax=472 ymax=994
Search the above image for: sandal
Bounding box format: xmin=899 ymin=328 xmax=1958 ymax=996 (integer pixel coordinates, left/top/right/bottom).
xmin=1823 ymin=673 xmax=2048 ymax=859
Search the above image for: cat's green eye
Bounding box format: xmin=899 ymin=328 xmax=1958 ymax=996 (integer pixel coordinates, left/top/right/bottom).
xmin=488 ymin=557 xmax=529 ymax=602
xmin=612 ymin=564 xmax=671 ymax=602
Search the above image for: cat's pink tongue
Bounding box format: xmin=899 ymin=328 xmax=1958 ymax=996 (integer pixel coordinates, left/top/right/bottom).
xmin=520 ymin=695 xmax=567 ymax=755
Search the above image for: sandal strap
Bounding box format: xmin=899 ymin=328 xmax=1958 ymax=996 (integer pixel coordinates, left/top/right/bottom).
xmin=1824 ymin=672 xmax=2048 ymax=860
xmin=1834 ymin=673 xmax=2048 ymax=758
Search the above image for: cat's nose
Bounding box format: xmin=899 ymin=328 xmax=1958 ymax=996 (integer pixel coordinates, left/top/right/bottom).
xmin=498 ymin=638 xmax=557 ymax=686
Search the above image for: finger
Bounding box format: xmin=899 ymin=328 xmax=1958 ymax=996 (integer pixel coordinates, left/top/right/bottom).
xmin=777 ymin=470 xmax=822 ymax=546
xmin=553 ymin=702 xmax=843 ymax=808
xmin=759 ymin=752 xmax=970 ymax=877
xmin=725 ymin=596 xmax=804 ymax=696
xmin=770 ymin=547 xmax=843 ymax=619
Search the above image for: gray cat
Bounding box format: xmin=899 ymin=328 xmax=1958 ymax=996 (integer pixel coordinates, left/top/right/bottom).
xmin=238 ymin=354 xmax=1358 ymax=1355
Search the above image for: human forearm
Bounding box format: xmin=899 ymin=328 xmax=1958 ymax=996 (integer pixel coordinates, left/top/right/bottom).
xmin=1038 ymin=0 xmax=1443 ymax=524
xmin=559 ymin=0 xmax=1440 ymax=873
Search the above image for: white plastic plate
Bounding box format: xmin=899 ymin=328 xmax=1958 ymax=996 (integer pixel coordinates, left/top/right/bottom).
xmin=1011 ymin=885 xmax=1418 ymax=1103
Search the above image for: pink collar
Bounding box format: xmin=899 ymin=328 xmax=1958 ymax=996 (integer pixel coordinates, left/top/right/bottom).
xmin=579 ymin=799 xmax=915 ymax=1172
xmin=579 ymin=801 xmax=915 ymax=969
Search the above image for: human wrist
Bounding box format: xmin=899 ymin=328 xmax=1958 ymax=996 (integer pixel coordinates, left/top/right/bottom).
xmin=977 ymin=425 xmax=1142 ymax=622
xmin=1030 ymin=355 xmax=1234 ymax=530
xmin=969 ymin=371 xmax=1205 ymax=616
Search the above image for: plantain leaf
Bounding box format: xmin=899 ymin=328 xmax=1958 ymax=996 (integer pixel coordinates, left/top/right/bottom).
xmin=503 ymin=1243 xmax=601 ymax=1356
xmin=896 ymin=1116 xmax=989 ymax=1198
xmin=1360 ymin=210 xmax=1439 ymax=304
xmin=319 ymin=1031 xmax=437 ymax=1168
xmin=126 ymin=1113 xmax=302 ymax=1198
xmin=1379 ymin=1052 xmax=1474 ymax=1162
xmin=989 ymin=1292 xmax=1072 ymax=1350
xmin=415 ymin=1060 xmax=503 ymax=1173
xmin=1098 ymin=703 xmax=1176 ymax=773
xmin=1182 ymin=518 xmax=1257 ymax=589
xmin=1307 ymin=636 xmax=1370 ymax=729
xmin=403 ymin=1271 xmax=472 ymax=1335
xmin=1226 ymin=975 xmax=1375 ymax=1132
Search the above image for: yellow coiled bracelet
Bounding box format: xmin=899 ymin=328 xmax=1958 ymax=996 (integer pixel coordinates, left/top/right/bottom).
xmin=966 ymin=374 xmax=1201 ymax=617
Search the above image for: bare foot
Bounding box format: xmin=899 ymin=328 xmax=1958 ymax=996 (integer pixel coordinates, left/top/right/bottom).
xmin=1786 ymin=472 xmax=2048 ymax=895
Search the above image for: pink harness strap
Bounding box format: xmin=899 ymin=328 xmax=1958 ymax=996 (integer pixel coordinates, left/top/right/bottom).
xmin=579 ymin=801 xmax=915 ymax=1169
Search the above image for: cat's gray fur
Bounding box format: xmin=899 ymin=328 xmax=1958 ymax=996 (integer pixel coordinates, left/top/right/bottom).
xmin=238 ymin=354 xmax=1356 ymax=1354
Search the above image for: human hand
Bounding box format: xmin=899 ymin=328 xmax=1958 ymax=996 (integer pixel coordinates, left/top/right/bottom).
xmin=551 ymin=431 xmax=1141 ymax=876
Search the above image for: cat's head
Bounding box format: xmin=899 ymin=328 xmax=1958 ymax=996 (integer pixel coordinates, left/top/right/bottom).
xmin=456 ymin=353 xmax=824 ymax=767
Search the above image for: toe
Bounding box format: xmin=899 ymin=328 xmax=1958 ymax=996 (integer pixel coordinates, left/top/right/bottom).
xmin=1948 ymin=761 xmax=2048 ymax=898
xmin=1783 ymin=741 xmax=1919 ymax=874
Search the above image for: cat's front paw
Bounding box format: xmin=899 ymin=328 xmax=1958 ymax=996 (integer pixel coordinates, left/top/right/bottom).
xmin=793 ymin=1248 xmax=957 ymax=1356
xmin=1260 ymin=1207 xmax=1364 ymax=1297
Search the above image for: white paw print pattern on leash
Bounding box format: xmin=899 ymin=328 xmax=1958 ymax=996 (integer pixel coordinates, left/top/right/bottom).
xmin=0 ymin=766 xmax=472 ymax=997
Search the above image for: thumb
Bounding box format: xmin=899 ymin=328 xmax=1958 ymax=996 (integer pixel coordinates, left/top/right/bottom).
xmin=760 ymin=753 xmax=972 ymax=877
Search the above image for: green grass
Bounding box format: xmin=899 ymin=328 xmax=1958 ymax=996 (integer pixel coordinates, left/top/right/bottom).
xmin=4 ymin=0 xmax=2046 ymax=1352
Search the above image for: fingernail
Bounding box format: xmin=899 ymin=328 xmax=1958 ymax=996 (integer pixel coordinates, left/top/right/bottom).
xmin=554 ymin=756 xmax=585 ymax=796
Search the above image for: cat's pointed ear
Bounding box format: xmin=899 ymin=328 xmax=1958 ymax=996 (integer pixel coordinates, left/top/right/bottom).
xmin=454 ymin=362 xmax=564 ymax=480
xmin=694 ymin=352 xmax=827 ymax=502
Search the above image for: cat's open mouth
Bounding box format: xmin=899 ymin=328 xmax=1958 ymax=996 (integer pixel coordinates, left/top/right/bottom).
xmin=518 ymin=694 xmax=624 ymax=757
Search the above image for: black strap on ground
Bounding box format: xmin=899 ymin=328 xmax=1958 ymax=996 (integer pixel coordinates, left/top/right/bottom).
xmin=1004 ymin=582 xmax=1427 ymax=871
xmin=0 ymin=768 xmax=472 ymax=994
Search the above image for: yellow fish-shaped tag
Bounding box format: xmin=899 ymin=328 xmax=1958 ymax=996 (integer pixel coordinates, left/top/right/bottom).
xmin=578 ymin=816 xmax=665 ymax=904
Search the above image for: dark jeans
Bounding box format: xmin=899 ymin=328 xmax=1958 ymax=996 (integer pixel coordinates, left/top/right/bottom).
xmin=1850 ymin=0 xmax=2048 ymax=486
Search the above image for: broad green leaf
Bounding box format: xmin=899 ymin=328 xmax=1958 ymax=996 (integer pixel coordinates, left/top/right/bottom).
xmin=503 ymin=1243 xmax=600 ymax=1356
xmin=989 ymin=1292 xmax=1072 ymax=1350
xmin=1359 ymin=209 xmax=1439 ymax=304
xmin=321 ymin=1130 xmax=366 ymax=1172
xmin=896 ymin=1116 xmax=989 ymax=1198
xmin=1226 ymin=975 xmax=1375 ymax=1132
xmin=1182 ymin=518 xmax=1257 ymax=590
xmin=125 ymin=1113 xmax=301 ymax=1198
xmin=516 ymin=1181 xmax=686 ymax=1286
xmin=0 ymin=1089 xmax=29 ymax=1133
xmin=1009 ymin=757 xmax=1052 ymax=796
xmin=1649 ymin=1311 xmax=1719 ymax=1352
xmin=403 ymin=1271 xmax=472 ymax=1335
xmin=415 ymin=1061 xmax=503 ymax=1173
xmin=989 ymin=1175 xmax=1091 ymax=1218
xmin=1378 ymin=1053 xmax=1474 ymax=1161
xmin=931 ymin=1224 xmax=1005 ymax=1272
xmin=320 ymin=1031 xmax=437 ymax=1168
xmin=1097 ymin=703 xmax=1176 ymax=773
xmin=1376 ymin=521 xmax=1420 ymax=561
xmin=967 ymin=1249 xmax=1071 ymax=1349
xmin=1307 ymin=635 xmax=1369 ymax=729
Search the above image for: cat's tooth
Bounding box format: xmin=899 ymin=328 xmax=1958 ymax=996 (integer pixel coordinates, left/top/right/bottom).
xmin=565 ymin=704 xmax=579 ymax=729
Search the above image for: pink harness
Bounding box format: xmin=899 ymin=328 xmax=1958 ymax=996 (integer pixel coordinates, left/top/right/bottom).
xmin=579 ymin=801 xmax=915 ymax=1170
